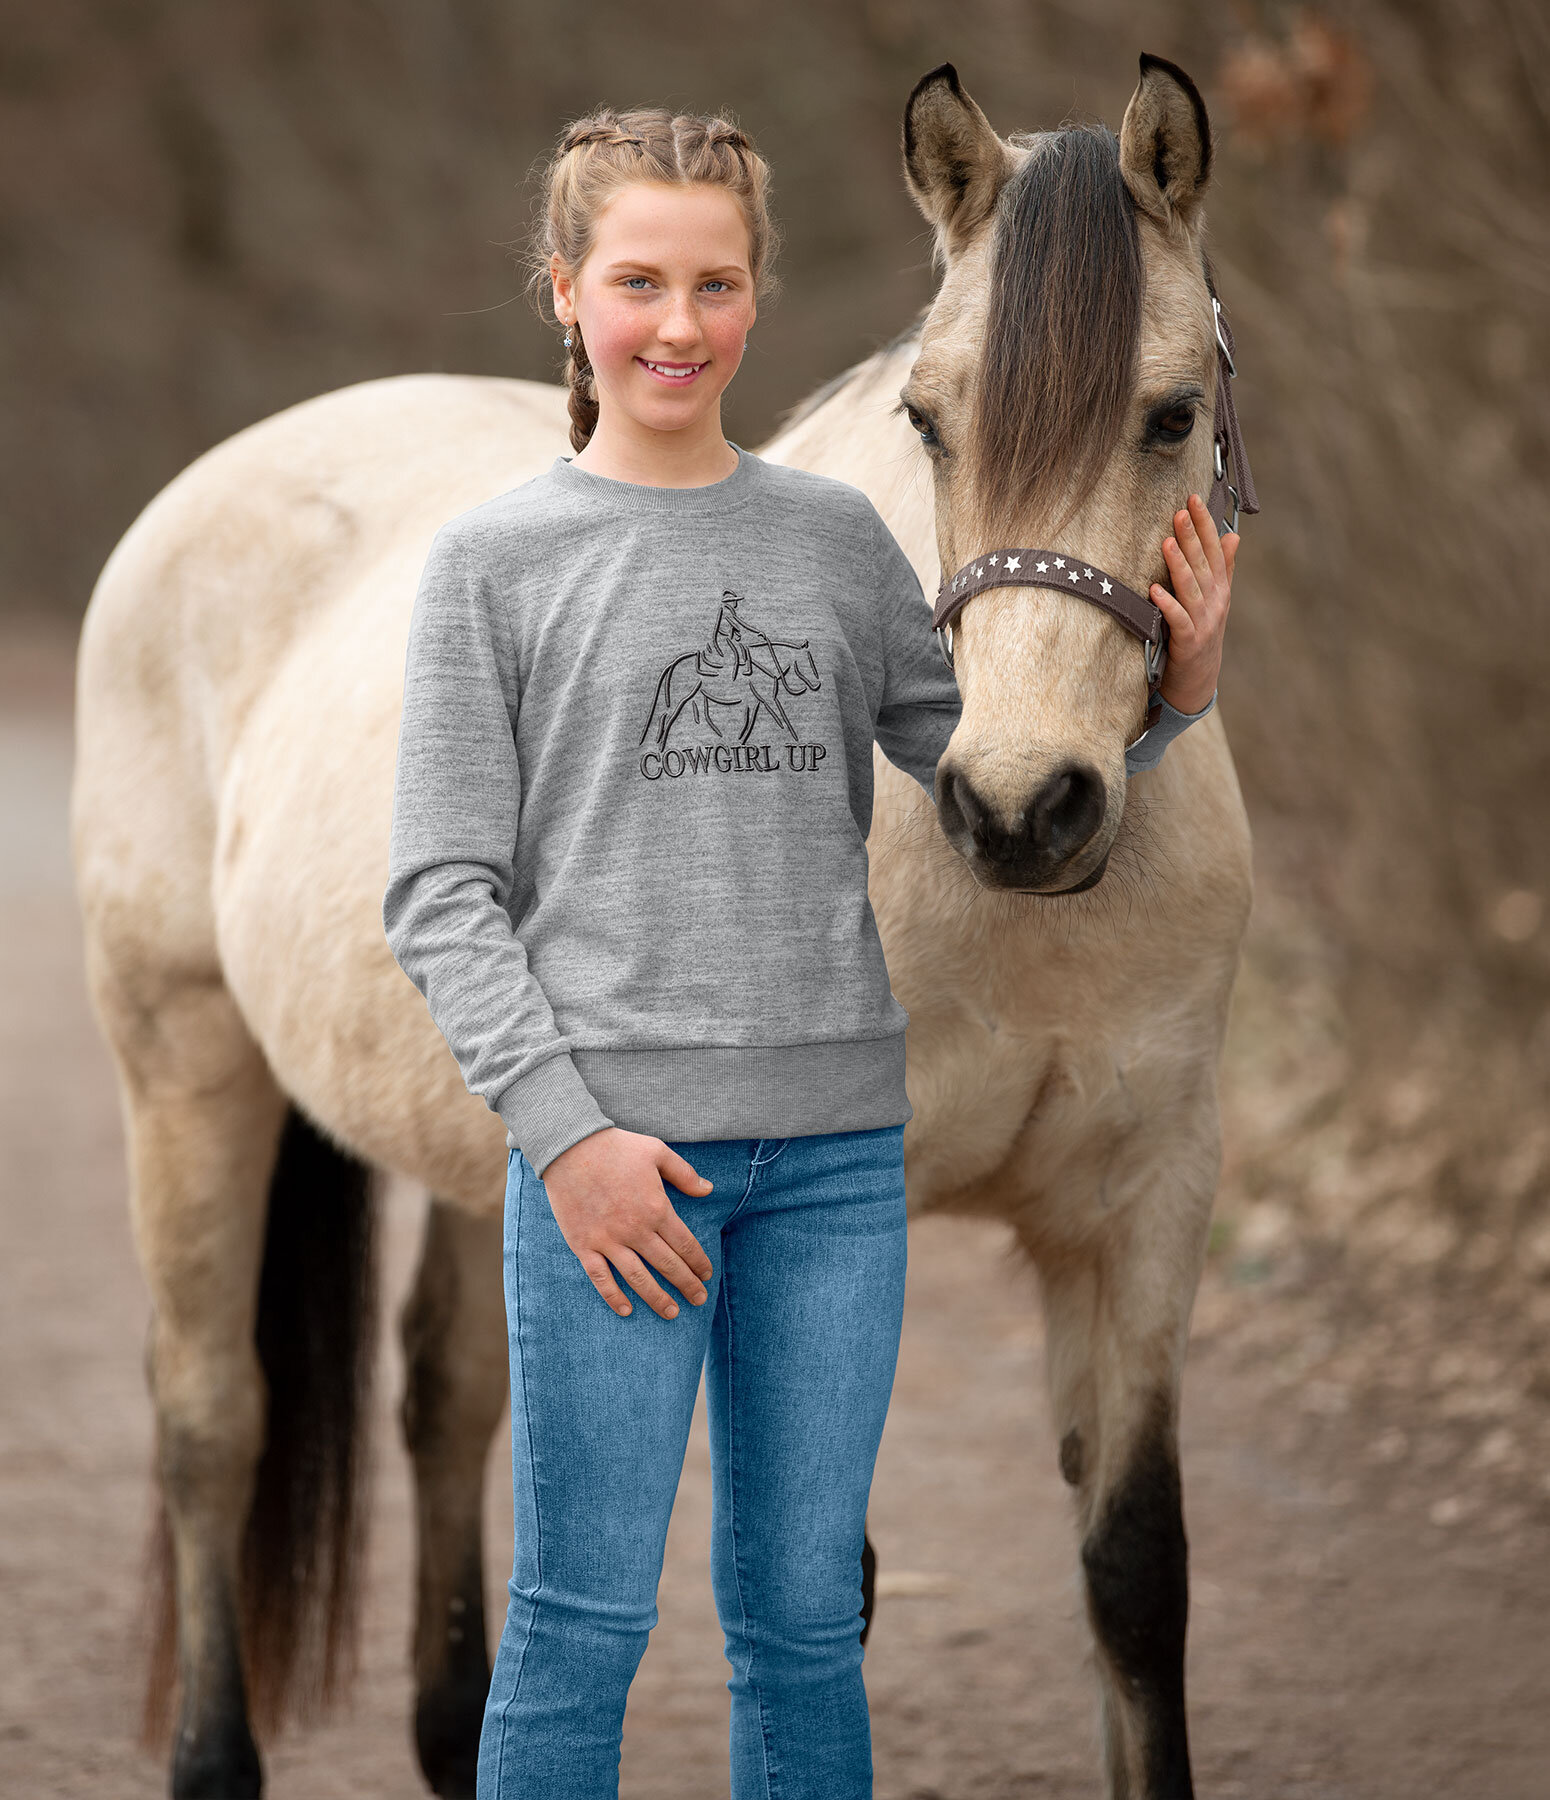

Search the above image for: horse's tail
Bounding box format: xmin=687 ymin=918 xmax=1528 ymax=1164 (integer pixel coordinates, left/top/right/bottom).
xmin=639 ymin=657 xmax=681 ymax=750
xmin=142 ymin=1104 xmax=378 ymax=1742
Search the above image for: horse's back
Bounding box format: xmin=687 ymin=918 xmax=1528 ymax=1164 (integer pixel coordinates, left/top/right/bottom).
xmin=71 ymin=374 xmax=570 ymax=1198
xmin=77 ymin=372 xmax=568 ymax=778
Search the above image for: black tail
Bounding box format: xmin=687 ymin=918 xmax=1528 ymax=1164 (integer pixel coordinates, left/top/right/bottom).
xmin=142 ymin=1103 xmax=378 ymax=1741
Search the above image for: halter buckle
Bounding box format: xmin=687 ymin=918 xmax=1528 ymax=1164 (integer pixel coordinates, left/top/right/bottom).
xmin=1213 ymin=297 xmax=1236 ymax=379
xmin=935 ymin=622 xmax=955 ymax=669
xmin=1144 ymin=630 xmax=1167 ymax=692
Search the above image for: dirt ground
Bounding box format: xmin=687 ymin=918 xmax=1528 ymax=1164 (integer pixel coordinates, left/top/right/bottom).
xmin=3 ymin=620 xmax=1547 ymax=1799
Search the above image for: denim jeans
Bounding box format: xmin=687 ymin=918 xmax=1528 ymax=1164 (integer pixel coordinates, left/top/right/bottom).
xmin=476 ymin=1123 xmax=910 ymax=1800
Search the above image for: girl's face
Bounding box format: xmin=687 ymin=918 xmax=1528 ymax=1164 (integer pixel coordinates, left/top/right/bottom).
xmin=552 ymin=181 xmax=756 ymax=437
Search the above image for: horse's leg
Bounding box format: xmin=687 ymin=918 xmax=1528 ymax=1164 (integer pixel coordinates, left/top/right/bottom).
xmin=860 ymin=1527 xmax=877 ymax=1645
xmin=400 ymin=1199 xmax=508 ymax=1800
xmin=755 ymin=677 xmax=800 ymax=742
xmin=113 ymin=978 xmax=288 ymax=1799
xmin=1035 ymin=1165 xmax=1213 ymax=1800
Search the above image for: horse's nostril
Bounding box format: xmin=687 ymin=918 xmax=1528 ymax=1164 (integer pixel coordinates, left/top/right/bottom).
xmin=943 ymin=767 xmax=986 ymax=837
xmin=1028 ymin=763 xmax=1104 ymax=865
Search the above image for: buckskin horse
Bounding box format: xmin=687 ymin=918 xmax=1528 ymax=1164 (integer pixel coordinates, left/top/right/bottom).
xmin=72 ymin=55 xmax=1253 ymax=1800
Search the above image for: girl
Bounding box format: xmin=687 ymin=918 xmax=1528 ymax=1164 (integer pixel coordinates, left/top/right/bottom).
xmin=383 ymin=107 xmax=1235 ymax=1800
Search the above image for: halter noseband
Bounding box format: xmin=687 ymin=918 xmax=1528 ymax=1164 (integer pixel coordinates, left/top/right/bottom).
xmin=930 ymin=289 xmax=1260 ymax=732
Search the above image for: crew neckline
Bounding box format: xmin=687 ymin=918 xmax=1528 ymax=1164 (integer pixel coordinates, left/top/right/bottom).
xmin=547 ymin=441 xmax=757 ymax=514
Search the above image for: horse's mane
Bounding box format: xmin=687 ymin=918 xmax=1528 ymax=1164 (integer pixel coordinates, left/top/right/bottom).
xmin=773 ymin=312 xmax=927 ymax=436
xmin=972 ymin=125 xmax=1144 ymax=533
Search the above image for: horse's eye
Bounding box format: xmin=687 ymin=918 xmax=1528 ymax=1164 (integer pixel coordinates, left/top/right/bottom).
xmin=905 ymin=405 xmax=942 ymax=451
xmin=1152 ymin=406 xmax=1196 ymax=444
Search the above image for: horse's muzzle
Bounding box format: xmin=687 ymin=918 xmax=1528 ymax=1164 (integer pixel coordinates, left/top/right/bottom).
xmin=934 ymin=759 xmax=1110 ymax=893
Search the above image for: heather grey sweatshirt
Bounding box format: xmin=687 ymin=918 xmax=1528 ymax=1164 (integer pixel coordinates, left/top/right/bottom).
xmin=383 ymin=444 xmax=1209 ymax=1175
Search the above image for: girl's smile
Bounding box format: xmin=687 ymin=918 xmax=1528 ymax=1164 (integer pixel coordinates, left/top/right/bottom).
xmin=637 ymin=356 xmax=709 ymax=383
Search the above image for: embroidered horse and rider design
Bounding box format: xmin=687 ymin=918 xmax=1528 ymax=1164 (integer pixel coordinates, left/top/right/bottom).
xmin=638 ymin=591 xmax=823 ymax=753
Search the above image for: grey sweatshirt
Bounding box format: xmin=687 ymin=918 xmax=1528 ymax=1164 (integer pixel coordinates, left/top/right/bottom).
xmin=383 ymin=444 xmax=1209 ymax=1175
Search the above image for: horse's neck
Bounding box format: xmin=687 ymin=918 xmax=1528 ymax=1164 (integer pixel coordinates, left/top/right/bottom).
xmin=756 ymin=330 xmax=939 ymax=587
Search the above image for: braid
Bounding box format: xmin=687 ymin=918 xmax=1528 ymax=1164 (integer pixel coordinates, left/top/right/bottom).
xmin=704 ymin=121 xmax=752 ymax=155
xmin=563 ymin=323 xmax=599 ymax=453
xmin=560 ymin=122 xmax=648 ymax=153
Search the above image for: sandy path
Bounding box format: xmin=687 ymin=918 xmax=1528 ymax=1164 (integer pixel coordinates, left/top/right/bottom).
xmin=3 ymin=627 xmax=1546 ymax=1798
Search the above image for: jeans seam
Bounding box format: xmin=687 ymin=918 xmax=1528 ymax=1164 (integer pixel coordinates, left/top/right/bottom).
xmin=728 ymin=1147 xmax=761 ymax=1221
xmin=491 ymin=1156 xmax=544 ymax=1793
xmin=720 ymin=1253 xmax=780 ymax=1799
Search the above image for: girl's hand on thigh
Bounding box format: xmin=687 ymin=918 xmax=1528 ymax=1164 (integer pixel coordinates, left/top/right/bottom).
xmin=541 ymin=1128 xmax=715 ymax=1319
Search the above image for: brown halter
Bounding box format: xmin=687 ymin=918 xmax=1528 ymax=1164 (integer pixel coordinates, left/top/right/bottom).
xmin=930 ymin=288 xmax=1260 ymax=730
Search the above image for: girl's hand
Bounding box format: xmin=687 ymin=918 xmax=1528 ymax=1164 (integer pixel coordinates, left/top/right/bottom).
xmin=541 ymin=1127 xmax=716 ymax=1319
xmin=1152 ymin=492 xmax=1239 ymax=717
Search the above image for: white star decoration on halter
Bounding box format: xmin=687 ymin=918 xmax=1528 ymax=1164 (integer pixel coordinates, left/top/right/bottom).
xmin=944 ymin=554 xmax=1131 ymax=605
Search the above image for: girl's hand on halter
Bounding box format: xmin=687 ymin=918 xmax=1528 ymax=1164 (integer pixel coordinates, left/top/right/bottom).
xmin=541 ymin=1127 xmax=716 ymax=1320
xmin=1152 ymin=493 xmax=1239 ymax=717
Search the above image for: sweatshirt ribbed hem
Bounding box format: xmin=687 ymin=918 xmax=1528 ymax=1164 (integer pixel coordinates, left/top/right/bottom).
xmin=502 ymin=1033 xmax=913 ymax=1162
xmin=544 ymin=442 xmax=758 ymax=515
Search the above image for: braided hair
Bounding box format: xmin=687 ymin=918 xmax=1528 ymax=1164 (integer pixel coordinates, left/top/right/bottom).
xmin=524 ymin=108 xmax=781 ymax=451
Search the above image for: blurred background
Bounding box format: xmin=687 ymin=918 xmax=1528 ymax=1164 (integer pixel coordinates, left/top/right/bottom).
xmin=4 ymin=1 xmax=1548 ymax=1794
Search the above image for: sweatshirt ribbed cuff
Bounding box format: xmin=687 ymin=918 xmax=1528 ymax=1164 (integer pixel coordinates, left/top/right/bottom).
xmin=494 ymin=1052 xmax=615 ymax=1179
xmin=1124 ymin=688 xmax=1217 ymax=775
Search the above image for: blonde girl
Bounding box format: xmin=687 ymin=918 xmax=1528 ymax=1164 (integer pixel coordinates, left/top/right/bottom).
xmin=384 ymin=105 xmax=1234 ymax=1800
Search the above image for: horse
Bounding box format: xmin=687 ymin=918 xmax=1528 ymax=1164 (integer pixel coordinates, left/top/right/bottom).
xmin=71 ymin=54 xmax=1251 ymax=1800
xmin=638 ymin=589 xmax=821 ymax=750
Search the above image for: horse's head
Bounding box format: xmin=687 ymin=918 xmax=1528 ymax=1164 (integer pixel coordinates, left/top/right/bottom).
xmin=900 ymin=56 xmax=1223 ymax=894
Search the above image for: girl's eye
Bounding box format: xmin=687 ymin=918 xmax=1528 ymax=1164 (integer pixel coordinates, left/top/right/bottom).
xmin=620 ymin=277 xmax=732 ymax=293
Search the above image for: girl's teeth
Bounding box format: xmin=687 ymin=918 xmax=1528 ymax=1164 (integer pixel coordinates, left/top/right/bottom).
xmin=646 ymin=360 xmax=699 ymax=377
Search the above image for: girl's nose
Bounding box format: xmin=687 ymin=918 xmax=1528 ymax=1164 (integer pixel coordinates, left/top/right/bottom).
xmin=658 ymin=293 xmax=700 ymax=342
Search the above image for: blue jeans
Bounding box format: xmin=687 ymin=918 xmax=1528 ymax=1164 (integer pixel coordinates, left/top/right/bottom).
xmin=476 ymin=1124 xmax=909 ymax=1800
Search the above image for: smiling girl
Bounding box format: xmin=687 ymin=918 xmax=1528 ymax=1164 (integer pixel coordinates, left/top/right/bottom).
xmin=383 ymin=106 xmax=1236 ymax=1800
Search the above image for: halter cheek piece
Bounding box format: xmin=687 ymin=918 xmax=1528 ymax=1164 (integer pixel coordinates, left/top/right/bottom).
xmin=930 ymin=289 xmax=1261 ymax=739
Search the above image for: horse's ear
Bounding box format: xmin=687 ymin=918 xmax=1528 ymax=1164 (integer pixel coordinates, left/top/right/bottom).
xmin=902 ymin=64 xmax=1016 ymax=260
xmin=1119 ymin=53 xmax=1213 ymax=229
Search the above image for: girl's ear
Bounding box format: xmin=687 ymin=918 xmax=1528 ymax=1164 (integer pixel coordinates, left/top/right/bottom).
xmin=901 ymin=63 xmax=1016 ymax=263
xmin=550 ymin=251 xmax=574 ymax=322
xmin=1118 ymin=53 xmax=1213 ymax=229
